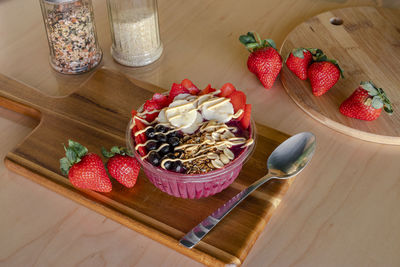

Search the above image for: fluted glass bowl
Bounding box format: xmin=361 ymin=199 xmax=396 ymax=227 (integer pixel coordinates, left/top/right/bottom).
xmin=126 ymin=107 xmax=256 ymax=199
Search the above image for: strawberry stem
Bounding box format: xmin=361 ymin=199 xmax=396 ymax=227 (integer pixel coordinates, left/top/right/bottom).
xmin=60 ymin=140 xmax=88 ymax=175
xmin=360 ymin=81 xmax=393 ymax=114
xmin=239 ymin=32 xmax=277 ymax=52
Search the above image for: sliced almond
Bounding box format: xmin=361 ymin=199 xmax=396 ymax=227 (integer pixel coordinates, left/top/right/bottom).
xmin=223 ymin=148 xmax=234 ymax=160
xmin=211 ymin=132 xmax=220 ymax=140
xmin=207 ymin=153 xmax=219 ymax=160
xmin=211 ymin=159 xmax=224 ymax=169
xmin=219 ymin=153 xmax=230 ymax=164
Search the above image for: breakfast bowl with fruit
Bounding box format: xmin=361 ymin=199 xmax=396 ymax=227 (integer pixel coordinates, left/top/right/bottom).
xmin=127 ymin=79 xmax=255 ymax=199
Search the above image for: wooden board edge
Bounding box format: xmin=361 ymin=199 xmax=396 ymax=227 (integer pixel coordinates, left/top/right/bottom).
xmin=3 ymin=156 xmax=243 ymax=267
xmin=279 ymin=69 xmax=400 ymax=145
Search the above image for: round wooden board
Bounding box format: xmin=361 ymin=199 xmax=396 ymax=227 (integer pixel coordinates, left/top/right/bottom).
xmin=280 ymin=6 xmax=400 ymax=145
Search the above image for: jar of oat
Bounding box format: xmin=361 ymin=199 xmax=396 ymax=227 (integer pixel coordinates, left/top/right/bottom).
xmin=39 ymin=0 xmax=102 ymax=74
xmin=106 ymin=0 xmax=163 ymax=67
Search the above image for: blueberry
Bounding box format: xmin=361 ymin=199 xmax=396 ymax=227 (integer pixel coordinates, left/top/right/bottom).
xmin=168 ymin=136 xmax=180 ymax=147
xmin=156 ymin=134 xmax=167 ymax=143
xmin=145 ymin=128 xmax=156 ymax=139
xmin=147 ymin=151 xmax=161 ymax=166
xmin=165 ymin=153 xmax=176 ymax=159
xmin=162 ymin=159 xmax=173 ymax=170
xmin=145 ymin=141 xmax=158 ymax=151
xmin=155 ymin=125 xmax=167 ymax=133
xmin=159 ymin=144 xmax=171 ymax=155
xmin=173 ymin=161 xmax=186 ymax=173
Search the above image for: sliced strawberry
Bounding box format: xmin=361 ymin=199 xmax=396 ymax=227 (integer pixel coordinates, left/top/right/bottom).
xmin=137 ymin=146 xmax=147 ymax=157
xmin=199 ymin=84 xmax=216 ymax=95
xmin=181 ymin=79 xmax=200 ymax=95
xmin=131 ymin=109 xmax=138 ymax=118
xmin=143 ymin=99 xmax=160 ymax=122
xmin=152 ymin=93 xmax=168 ymax=107
xmin=218 ymin=83 xmax=236 ymax=97
xmin=132 ymin=125 xmax=147 ymax=156
xmin=229 ymin=90 xmax=246 ymax=120
xmin=134 ymin=118 xmax=147 ymax=143
xmin=169 ymin=83 xmax=189 ymax=100
xmin=240 ymin=104 xmax=251 ymax=129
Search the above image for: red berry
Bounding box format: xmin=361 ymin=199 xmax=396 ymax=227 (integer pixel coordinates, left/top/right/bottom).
xmin=181 ymin=79 xmax=200 ymax=95
xmin=339 ymin=82 xmax=393 ymax=121
xmin=240 ymin=104 xmax=252 ymax=129
xmin=106 ymin=154 xmax=140 ymax=188
xmin=68 ymin=153 xmax=112 ymax=192
xmin=60 ymin=141 xmax=112 ymax=193
xmin=229 ymin=90 xmax=246 ymax=120
xmin=152 ymin=93 xmax=168 ymax=107
xmin=198 ymin=84 xmax=216 ymax=95
xmin=247 ymin=47 xmax=282 ymax=89
xmin=286 ymin=49 xmax=313 ymax=80
xmin=218 ymin=83 xmax=236 ymax=97
xmin=143 ymin=99 xmax=160 ymax=122
xmin=169 ymin=83 xmax=189 ymax=100
xmin=308 ymin=61 xmax=341 ymax=96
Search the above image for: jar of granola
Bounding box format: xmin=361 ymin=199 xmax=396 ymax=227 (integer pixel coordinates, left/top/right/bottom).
xmin=106 ymin=0 xmax=163 ymax=67
xmin=39 ymin=0 xmax=102 ymax=74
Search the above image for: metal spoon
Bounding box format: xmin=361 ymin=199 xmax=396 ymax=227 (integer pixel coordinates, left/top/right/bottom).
xmin=179 ymin=132 xmax=316 ymax=249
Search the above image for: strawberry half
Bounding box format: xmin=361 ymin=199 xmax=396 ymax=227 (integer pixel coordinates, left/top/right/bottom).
xmin=143 ymin=99 xmax=160 ymax=122
xmin=199 ymin=84 xmax=216 ymax=95
xmin=152 ymin=93 xmax=169 ymax=108
xmin=102 ymin=146 xmax=140 ymax=188
xmin=60 ymin=140 xmax=112 ymax=192
xmin=240 ymin=104 xmax=252 ymax=129
xmin=218 ymin=83 xmax=236 ymax=97
xmin=169 ymin=83 xmax=190 ymax=100
xmin=239 ymin=32 xmax=282 ymax=89
xmin=339 ymin=81 xmax=393 ymax=121
xmin=229 ymin=90 xmax=246 ymax=120
xmin=181 ymin=79 xmax=200 ymax=95
xmin=285 ymin=48 xmax=314 ymax=80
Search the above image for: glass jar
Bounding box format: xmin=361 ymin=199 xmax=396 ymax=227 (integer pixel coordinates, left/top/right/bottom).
xmin=39 ymin=0 xmax=102 ymax=74
xmin=106 ymin=0 xmax=163 ymax=67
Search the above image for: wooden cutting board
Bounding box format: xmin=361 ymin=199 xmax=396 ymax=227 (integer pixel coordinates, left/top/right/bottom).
xmin=280 ymin=6 xmax=400 ymax=145
xmin=0 ymin=68 xmax=293 ymax=266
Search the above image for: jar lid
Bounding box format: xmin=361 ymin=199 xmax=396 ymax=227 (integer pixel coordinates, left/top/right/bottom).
xmin=44 ymin=0 xmax=79 ymax=4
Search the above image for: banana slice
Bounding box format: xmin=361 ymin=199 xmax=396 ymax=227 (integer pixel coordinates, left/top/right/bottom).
xmin=165 ymin=100 xmax=197 ymax=128
xmin=201 ymin=97 xmax=234 ymax=123
xmin=173 ymin=93 xmax=191 ymax=101
xmin=156 ymin=108 xmax=167 ymax=123
xmin=181 ymin=112 xmax=203 ymax=134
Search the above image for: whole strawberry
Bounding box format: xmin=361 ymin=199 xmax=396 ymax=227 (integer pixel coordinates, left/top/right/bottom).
xmin=102 ymin=146 xmax=140 ymax=188
xmin=239 ymin=32 xmax=282 ymax=89
xmin=285 ymin=48 xmax=314 ymax=80
xmin=339 ymin=81 xmax=393 ymax=121
xmin=307 ymin=51 xmax=343 ymax=96
xmin=60 ymin=140 xmax=112 ymax=192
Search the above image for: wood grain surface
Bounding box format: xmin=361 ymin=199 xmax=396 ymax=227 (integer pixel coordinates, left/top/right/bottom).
xmin=280 ymin=7 xmax=400 ymax=145
xmin=0 ymin=68 xmax=293 ymax=266
xmin=1 ymin=0 xmax=400 ymax=266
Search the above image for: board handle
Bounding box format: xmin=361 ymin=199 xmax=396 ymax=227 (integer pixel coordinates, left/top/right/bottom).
xmin=0 ymin=73 xmax=50 ymax=120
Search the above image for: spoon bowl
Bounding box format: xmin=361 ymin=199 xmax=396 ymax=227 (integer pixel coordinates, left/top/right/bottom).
xmin=179 ymin=132 xmax=316 ymax=249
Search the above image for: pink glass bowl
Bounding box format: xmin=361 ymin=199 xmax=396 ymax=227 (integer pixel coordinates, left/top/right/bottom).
xmin=126 ymin=114 xmax=255 ymax=199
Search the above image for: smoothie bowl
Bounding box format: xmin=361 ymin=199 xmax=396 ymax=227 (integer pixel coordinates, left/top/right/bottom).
xmin=127 ymin=80 xmax=255 ymax=199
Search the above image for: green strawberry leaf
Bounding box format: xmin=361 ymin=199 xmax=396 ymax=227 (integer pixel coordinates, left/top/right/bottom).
xmin=239 ymin=33 xmax=256 ymax=45
xmin=265 ymin=39 xmax=276 ymax=49
xmin=292 ymin=48 xmax=305 ymax=59
xmin=68 ymin=140 xmax=87 ymax=158
xmin=371 ymin=96 xmax=384 ymax=109
xmin=60 ymin=157 xmax=71 ymax=176
xmin=111 ymin=146 xmax=120 ymax=154
xmin=66 ymin=147 xmax=78 ymax=163
xmin=101 ymin=146 xmax=114 ymax=158
xmin=361 ymin=81 xmax=378 ymax=96
xmin=245 ymin=43 xmax=259 ymax=50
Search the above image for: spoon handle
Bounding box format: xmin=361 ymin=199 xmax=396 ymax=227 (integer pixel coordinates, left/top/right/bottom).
xmin=179 ymin=174 xmax=274 ymax=249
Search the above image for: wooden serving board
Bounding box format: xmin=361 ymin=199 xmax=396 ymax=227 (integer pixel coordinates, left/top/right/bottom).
xmin=0 ymin=68 xmax=293 ymax=266
xmin=280 ymin=6 xmax=400 ymax=145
